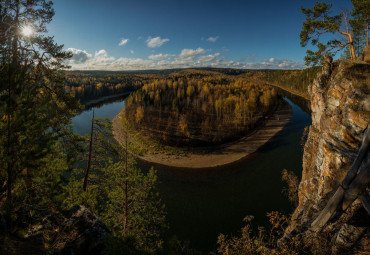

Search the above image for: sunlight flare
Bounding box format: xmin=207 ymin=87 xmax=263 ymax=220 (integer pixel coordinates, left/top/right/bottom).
xmin=21 ymin=26 xmax=34 ymax=37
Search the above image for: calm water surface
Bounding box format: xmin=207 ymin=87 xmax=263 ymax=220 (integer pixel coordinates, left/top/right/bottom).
xmin=72 ymin=95 xmax=311 ymax=253
xmin=72 ymin=99 xmax=126 ymax=134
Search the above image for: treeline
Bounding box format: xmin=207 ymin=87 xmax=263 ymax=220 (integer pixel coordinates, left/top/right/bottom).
xmin=125 ymin=77 xmax=278 ymax=146
xmin=64 ymin=71 xmax=163 ymax=104
xmin=168 ymin=68 xmax=238 ymax=79
xmin=65 ymin=67 xmax=319 ymax=106
xmin=0 ymin=1 xmax=167 ymax=254
xmin=241 ymin=66 xmax=321 ymax=99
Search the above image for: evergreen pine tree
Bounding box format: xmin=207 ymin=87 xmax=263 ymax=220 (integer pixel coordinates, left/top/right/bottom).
xmin=350 ymin=0 xmax=370 ymax=55
xmin=0 ymin=0 xmax=80 ymax=213
xmin=62 ymin=119 xmax=167 ymax=252
xmin=300 ymin=2 xmax=356 ymax=65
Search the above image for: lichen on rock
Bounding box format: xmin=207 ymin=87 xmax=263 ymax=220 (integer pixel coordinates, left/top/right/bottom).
xmin=287 ymin=60 xmax=370 ymax=253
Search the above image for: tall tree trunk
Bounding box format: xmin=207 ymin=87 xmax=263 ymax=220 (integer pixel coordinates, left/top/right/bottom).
xmin=7 ymin=0 xmax=20 ymax=201
xmin=7 ymin=65 xmax=12 ymax=200
xmin=338 ymin=29 xmax=356 ymax=60
xmin=367 ymin=16 xmax=369 ymax=47
xmin=123 ymin=131 xmax=128 ymax=234
xmin=83 ymin=109 xmax=94 ymax=192
xmin=7 ymin=115 xmax=11 ymax=201
xmin=348 ymin=34 xmax=356 ymax=60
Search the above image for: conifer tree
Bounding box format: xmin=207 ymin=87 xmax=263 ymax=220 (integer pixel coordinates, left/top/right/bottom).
xmin=350 ymin=0 xmax=370 ymax=49
xmin=300 ymin=2 xmax=357 ymax=65
xmin=0 ymin=0 xmax=80 ymax=205
xmin=301 ymin=1 xmax=370 ymax=65
xmin=62 ymin=119 xmax=167 ymax=252
xmin=103 ymin=163 xmax=166 ymax=252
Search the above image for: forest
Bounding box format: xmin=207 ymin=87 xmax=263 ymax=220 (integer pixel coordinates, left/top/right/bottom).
xmin=124 ymin=76 xmax=278 ymax=146
xmin=65 ymin=66 xmax=319 ymax=108
xmin=64 ymin=71 xmax=164 ymax=104
xmin=1 ymin=0 xmax=368 ymax=254
xmin=0 ymin=1 xmax=167 ymax=254
xmin=246 ymin=66 xmax=321 ymax=98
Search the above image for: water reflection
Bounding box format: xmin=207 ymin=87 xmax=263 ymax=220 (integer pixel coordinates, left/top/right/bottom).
xmin=72 ymin=98 xmax=126 ymax=134
xmin=275 ymin=88 xmax=311 ymax=114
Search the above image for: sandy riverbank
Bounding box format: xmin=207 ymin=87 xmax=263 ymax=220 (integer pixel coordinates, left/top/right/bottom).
xmin=112 ymin=102 xmax=292 ymax=168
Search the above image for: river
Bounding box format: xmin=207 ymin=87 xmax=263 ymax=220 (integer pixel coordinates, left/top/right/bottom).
xmin=72 ymin=93 xmax=311 ymax=253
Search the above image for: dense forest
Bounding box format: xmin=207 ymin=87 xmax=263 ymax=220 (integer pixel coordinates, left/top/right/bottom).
xmin=246 ymin=66 xmax=321 ymax=98
xmin=64 ymin=71 xmax=164 ymax=103
xmin=66 ymin=67 xmax=319 ymax=107
xmin=0 ymin=1 xmax=166 ymax=254
xmin=124 ymin=76 xmax=278 ymax=146
xmin=2 ymin=0 xmax=368 ymax=253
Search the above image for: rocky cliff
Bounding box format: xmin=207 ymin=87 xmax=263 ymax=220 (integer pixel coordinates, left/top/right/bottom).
xmin=1 ymin=205 xmax=110 ymax=255
xmin=287 ymin=60 xmax=370 ymax=254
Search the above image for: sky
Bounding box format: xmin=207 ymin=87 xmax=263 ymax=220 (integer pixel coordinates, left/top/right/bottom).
xmin=48 ymin=0 xmax=353 ymax=71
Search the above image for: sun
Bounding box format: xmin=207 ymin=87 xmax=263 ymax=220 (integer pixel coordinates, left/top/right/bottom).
xmin=21 ymin=26 xmax=34 ymax=37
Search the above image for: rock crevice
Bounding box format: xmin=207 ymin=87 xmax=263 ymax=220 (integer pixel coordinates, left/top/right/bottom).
xmin=288 ymin=60 xmax=370 ymax=253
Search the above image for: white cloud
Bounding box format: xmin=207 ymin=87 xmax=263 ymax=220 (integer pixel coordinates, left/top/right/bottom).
xmin=113 ymin=57 xmax=153 ymax=69
xmin=66 ymin=48 xmax=303 ymax=71
xmin=206 ymin=36 xmax=219 ymax=42
xmin=148 ymin=53 xmax=174 ymax=60
xmin=179 ymin=48 xmax=206 ymax=58
xmin=146 ymin=36 xmax=170 ymax=48
xmin=118 ymin=38 xmax=129 ymax=46
xmin=95 ymin=49 xmax=108 ymax=58
xmin=130 ymin=50 xmax=134 ymax=54
xmin=198 ymin=53 xmax=220 ymax=63
xmin=172 ymin=56 xmax=196 ymax=67
xmin=255 ymin=58 xmax=303 ymax=69
xmin=67 ymin=48 xmax=92 ymax=63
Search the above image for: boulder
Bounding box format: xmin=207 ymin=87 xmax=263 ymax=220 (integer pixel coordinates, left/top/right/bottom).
xmin=57 ymin=205 xmax=110 ymax=255
xmin=23 ymin=205 xmax=110 ymax=255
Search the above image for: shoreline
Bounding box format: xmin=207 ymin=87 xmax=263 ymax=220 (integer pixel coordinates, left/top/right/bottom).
xmin=82 ymin=92 xmax=132 ymax=108
xmin=264 ymin=82 xmax=310 ymax=101
xmin=112 ymin=101 xmax=293 ymax=168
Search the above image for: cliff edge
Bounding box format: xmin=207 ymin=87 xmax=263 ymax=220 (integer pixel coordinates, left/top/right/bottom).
xmin=287 ymin=60 xmax=370 ymax=254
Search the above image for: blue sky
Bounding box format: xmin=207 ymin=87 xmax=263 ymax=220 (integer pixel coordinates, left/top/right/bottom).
xmin=48 ymin=0 xmax=352 ymax=70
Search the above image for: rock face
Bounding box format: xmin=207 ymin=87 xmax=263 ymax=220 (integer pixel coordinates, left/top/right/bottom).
xmin=25 ymin=205 xmax=110 ymax=255
xmin=289 ymin=60 xmax=370 ymax=253
xmin=57 ymin=205 xmax=110 ymax=255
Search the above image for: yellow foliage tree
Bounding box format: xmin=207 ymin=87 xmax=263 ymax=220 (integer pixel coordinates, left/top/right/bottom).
xmin=135 ymin=106 xmax=145 ymax=124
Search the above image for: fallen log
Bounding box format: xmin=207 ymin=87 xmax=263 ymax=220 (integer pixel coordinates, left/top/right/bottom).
xmin=342 ymin=157 xmax=370 ymax=211
xmin=342 ymin=127 xmax=370 ymax=189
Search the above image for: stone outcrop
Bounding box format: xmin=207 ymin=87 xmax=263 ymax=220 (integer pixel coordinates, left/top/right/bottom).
xmin=57 ymin=205 xmax=110 ymax=254
xmin=24 ymin=205 xmax=110 ymax=255
xmin=288 ymin=60 xmax=370 ymax=254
